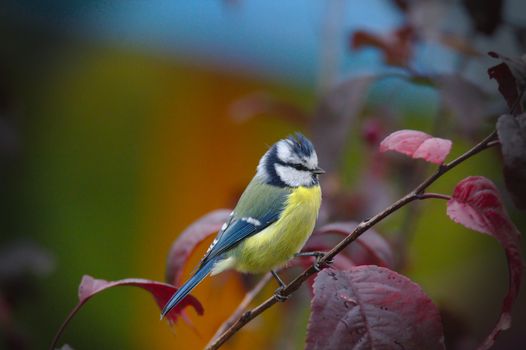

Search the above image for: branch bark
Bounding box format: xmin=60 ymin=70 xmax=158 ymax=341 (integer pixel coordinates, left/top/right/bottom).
xmin=206 ymin=130 xmax=499 ymax=350
xmin=205 ymin=273 xmax=272 ymax=348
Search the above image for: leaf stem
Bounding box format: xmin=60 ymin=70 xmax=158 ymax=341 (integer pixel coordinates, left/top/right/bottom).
xmin=206 ymin=129 xmax=498 ymax=350
xmin=49 ymin=302 xmax=85 ymax=350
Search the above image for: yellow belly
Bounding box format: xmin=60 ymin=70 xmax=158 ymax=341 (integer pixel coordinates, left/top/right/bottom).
xmin=228 ymin=185 xmax=321 ymax=274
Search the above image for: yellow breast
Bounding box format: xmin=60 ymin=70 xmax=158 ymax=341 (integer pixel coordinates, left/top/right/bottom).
xmin=230 ymin=185 xmax=322 ymax=274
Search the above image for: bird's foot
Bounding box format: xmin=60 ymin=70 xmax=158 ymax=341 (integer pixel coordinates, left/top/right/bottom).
xmin=296 ymin=251 xmax=333 ymax=272
xmin=313 ymin=254 xmax=334 ymax=272
xmin=273 ymin=286 xmax=289 ymax=302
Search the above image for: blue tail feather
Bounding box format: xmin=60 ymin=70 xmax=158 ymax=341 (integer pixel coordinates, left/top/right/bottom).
xmin=161 ymin=258 xmax=215 ymax=319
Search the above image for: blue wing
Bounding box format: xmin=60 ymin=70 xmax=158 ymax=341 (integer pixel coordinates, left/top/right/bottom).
xmin=161 ymin=211 xmax=283 ymax=319
xmin=200 ymin=210 xmax=280 ymax=266
xmin=161 ymin=179 xmax=289 ymax=319
xmin=199 ymin=180 xmax=290 ymax=266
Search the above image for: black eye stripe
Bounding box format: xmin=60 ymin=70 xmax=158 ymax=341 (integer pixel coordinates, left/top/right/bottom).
xmin=274 ymin=157 xmax=312 ymax=172
xmin=289 ymin=163 xmax=310 ymax=171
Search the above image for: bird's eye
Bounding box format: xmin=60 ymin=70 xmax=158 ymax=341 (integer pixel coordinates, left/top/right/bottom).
xmin=289 ymin=163 xmax=310 ymax=171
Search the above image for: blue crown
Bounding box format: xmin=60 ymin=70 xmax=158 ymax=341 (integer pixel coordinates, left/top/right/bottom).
xmin=287 ymin=132 xmax=314 ymax=157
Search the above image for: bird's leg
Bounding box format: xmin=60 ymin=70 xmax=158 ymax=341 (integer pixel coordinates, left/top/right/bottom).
xmin=295 ymin=251 xmax=325 ymax=259
xmin=295 ymin=251 xmax=334 ymax=272
xmin=271 ymin=270 xmax=288 ymax=302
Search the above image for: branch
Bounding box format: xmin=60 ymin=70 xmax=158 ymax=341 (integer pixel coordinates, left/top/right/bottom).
xmin=205 ymin=272 xmax=272 ymax=348
xmin=206 ymin=130 xmax=499 ymax=350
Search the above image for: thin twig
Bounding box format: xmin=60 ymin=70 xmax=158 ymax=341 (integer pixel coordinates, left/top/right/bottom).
xmin=49 ymin=303 xmax=84 ymax=350
xmin=205 ymin=273 xmax=272 ymax=348
xmin=206 ymin=130 xmax=498 ymax=350
xmin=486 ymin=140 xmax=500 ymax=147
xmin=416 ymin=193 xmax=451 ymax=201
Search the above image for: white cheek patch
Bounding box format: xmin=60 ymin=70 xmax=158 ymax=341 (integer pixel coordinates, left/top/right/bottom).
xmin=304 ymin=151 xmax=319 ymax=169
xmin=276 ymin=141 xmax=301 ymax=164
xmin=275 ymin=164 xmax=313 ymax=187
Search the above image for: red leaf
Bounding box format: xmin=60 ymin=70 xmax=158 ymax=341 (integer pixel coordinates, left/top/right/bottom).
xmin=306 ymin=266 xmax=445 ymax=350
xmin=488 ymin=51 xmax=526 ymax=112
xmin=351 ymin=26 xmax=414 ymax=67
xmin=314 ymin=222 xmax=395 ymax=268
xmin=446 ymin=176 xmax=524 ymax=349
xmin=299 ymin=221 xmax=395 ymax=303
xmin=78 ymin=276 xmax=203 ymax=319
xmin=437 ymin=33 xmax=481 ymax=57
xmin=391 ymin=0 xmax=409 ymax=12
xmin=380 ymin=129 xmax=452 ymax=164
xmin=497 ymin=113 xmax=526 ymax=210
xmin=361 ymin=118 xmax=385 ymax=147
xmin=462 ymin=0 xmax=503 ymax=36
xmin=51 ymin=275 xmax=203 ymax=349
xmin=165 ymin=209 xmax=231 ymax=286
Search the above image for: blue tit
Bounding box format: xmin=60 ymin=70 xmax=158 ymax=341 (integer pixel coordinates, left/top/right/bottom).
xmin=161 ymin=132 xmax=323 ymax=318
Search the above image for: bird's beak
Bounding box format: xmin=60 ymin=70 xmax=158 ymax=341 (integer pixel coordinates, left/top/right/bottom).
xmin=313 ymin=167 xmax=325 ymax=175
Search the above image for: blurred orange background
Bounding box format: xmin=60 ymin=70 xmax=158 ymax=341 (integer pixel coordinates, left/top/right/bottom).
xmin=1 ymin=1 xmax=525 ymax=349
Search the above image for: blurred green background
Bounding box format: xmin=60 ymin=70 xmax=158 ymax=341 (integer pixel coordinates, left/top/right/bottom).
xmin=1 ymin=1 xmax=525 ymax=349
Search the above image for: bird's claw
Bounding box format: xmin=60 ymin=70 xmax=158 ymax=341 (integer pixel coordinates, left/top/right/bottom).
xmin=274 ymin=286 xmax=289 ymax=302
xmin=295 ymin=251 xmax=333 ymax=272
xmin=313 ymin=255 xmax=334 ymax=272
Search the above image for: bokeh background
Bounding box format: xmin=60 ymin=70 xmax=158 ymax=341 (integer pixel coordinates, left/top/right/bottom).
xmin=1 ymin=1 xmax=525 ymax=349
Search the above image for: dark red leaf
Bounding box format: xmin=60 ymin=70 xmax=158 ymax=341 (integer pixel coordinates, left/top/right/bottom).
xmin=314 ymin=222 xmax=395 ymax=268
xmin=488 ymin=51 xmax=526 ymax=113
xmin=380 ymin=129 xmax=452 ymax=164
xmin=297 ymin=222 xmax=394 ymax=298
xmin=288 ymin=241 xmax=355 ymax=296
xmin=306 ymin=266 xmax=445 ymax=350
xmin=51 ymin=275 xmax=203 ymax=349
xmin=497 ymin=113 xmax=526 ymax=210
xmin=351 ymin=31 xmax=390 ymax=51
xmin=165 ymin=209 xmax=231 ymax=286
xmin=391 ymin=0 xmax=409 ymax=12
xmin=489 ymin=63 xmax=518 ymax=111
xmin=350 ymin=26 xmax=414 ymax=67
xmin=77 ymin=276 xmax=203 ymax=320
xmin=446 ymin=176 xmax=523 ymax=349
xmin=437 ymin=33 xmax=482 ymax=57
xmin=462 ymin=0 xmax=503 ymax=36
xmin=361 ymin=118 xmax=385 ymax=147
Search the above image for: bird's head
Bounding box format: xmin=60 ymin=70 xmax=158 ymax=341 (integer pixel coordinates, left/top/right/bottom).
xmin=256 ymin=132 xmax=324 ymax=188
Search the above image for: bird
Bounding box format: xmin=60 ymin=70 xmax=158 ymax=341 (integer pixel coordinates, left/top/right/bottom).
xmin=161 ymin=132 xmax=324 ymax=319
